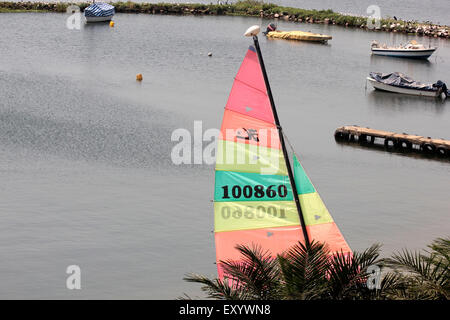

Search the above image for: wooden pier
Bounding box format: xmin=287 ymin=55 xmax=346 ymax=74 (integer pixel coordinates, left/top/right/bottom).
xmin=334 ymin=125 xmax=450 ymax=157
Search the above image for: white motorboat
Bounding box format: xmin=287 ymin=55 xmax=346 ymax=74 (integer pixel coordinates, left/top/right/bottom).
xmin=367 ymin=72 xmax=448 ymax=99
xmin=371 ymin=40 xmax=437 ymax=59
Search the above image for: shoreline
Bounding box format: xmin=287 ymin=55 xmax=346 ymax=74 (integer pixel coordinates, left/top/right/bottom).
xmin=0 ymin=1 xmax=449 ymax=39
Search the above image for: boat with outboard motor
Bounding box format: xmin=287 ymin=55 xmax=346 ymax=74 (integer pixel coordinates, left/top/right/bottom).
xmin=367 ymin=72 xmax=448 ymax=99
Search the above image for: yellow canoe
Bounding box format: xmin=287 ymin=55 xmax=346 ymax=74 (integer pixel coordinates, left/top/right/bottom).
xmin=267 ymin=30 xmax=332 ymax=42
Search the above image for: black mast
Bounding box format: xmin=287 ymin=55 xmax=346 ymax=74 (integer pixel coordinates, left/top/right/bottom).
xmin=252 ymin=35 xmax=310 ymax=247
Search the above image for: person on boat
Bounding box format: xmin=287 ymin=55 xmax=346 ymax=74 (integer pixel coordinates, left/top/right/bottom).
xmin=433 ymin=81 xmax=448 ymax=99
xmin=263 ymin=23 xmax=278 ymax=35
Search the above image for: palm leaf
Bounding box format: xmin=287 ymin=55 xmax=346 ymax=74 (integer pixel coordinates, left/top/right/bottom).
xmin=278 ymin=240 xmax=330 ymax=300
xmin=219 ymin=244 xmax=282 ymax=300
xmin=183 ymin=273 xmax=250 ymax=300
xmin=327 ymin=243 xmax=383 ymax=299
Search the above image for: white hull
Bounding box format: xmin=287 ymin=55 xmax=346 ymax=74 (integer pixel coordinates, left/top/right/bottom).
xmin=371 ymin=47 xmax=436 ymax=59
xmin=367 ymin=77 xmax=439 ymax=97
xmin=85 ymin=15 xmax=114 ymax=23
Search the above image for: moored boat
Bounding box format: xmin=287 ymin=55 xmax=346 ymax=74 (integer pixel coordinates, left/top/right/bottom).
xmin=371 ymin=40 xmax=436 ymax=59
xmin=263 ymin=23 xmax=331 ymax=43
xmin=267 ymin=30 xmax=332 ymax=42
xmin=367 ymin=72 xmax=448 ymax=99
xmin=84 ymin=2 xmax=115 ymax=22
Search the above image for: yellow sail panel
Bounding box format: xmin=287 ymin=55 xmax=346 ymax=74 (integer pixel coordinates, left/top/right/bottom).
xmin=214 ymin=200 xmax=300 ymax=232
xmin=215 ymin=139 xmax=287 ymax=176
xmin=298 ymin=192 xmax=334 ymax=226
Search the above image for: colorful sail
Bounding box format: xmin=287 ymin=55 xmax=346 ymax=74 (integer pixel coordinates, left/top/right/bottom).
xmin=214 ymin=45 xmax=350 ymax=278
xmin=293 ymin=155 xmax=351 ymax=254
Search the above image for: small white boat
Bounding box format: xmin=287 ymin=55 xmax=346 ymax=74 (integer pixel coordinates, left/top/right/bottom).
xmin=371 ymin=40 xmax=436 ymax=59
xmin=84 ymin=2 xmax=115 ymax=23
xmin=367 ymin=72 xmax=448 ymax=99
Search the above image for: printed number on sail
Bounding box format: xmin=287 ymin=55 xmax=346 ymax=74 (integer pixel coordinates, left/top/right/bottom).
xmin=221 ymin=205 xmax=287 ymax=219
xmin=221 ymin=185 xmax=288 ymax=199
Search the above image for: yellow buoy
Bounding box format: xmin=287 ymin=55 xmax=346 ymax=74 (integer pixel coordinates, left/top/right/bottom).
xmin=110 ymin=21 xmax=114 ymax=27
xmin=136 ymin=74 xmax=143 ymax=81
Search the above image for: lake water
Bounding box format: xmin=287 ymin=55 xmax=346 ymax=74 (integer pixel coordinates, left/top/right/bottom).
xmin=0 ymin=12 xmax=449 ymax=299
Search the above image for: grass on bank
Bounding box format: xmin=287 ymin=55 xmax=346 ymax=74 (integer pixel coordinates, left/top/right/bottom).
xmin=0 ymin=1 xmax=448 ymax=37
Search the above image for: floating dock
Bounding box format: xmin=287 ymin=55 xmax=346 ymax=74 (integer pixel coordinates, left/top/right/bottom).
xmin=334 ymin=125 xmax=450 ymax=157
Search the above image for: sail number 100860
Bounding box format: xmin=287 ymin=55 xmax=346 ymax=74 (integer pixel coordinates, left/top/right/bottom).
xmin=221 ymin=184 xmax=288 ymax=199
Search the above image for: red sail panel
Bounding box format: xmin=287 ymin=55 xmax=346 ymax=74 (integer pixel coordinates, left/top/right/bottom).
xmin=220 ymin=109 xmax=280 ymax=149
xmin=225 ymin=46 xmax=275 ymax=124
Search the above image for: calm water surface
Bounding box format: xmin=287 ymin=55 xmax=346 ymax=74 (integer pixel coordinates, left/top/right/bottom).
xmin=0 ymin=12 xmax=449 ymax=298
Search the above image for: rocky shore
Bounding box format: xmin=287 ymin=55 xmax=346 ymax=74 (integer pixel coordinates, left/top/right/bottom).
xmin=0 ymin=1 xmax=448 ymax=39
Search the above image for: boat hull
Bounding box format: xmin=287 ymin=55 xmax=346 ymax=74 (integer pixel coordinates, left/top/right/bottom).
xmin=371 ymin=48 xmax=436 ymax=59
xmin=267 ymin=31 xmax=332 ymax=42
xmin=367 ymin=77 xmax=439 ymax=97
xmin=85 ymin=15 xmax=114 ymax=23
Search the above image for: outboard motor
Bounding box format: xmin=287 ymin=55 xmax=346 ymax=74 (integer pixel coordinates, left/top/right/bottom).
xmin=263 ymin=23 xmax=277 ymax=35
xmin=433 ymin=80 xmax=448 ymax=99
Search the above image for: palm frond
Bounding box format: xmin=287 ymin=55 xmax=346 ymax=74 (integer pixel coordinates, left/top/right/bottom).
xmin=384 ymin=243 xmax=450 ymax=300
xmin=278 ymin=240 xmax=330 ymax=300
xmin=327 ymin=244 xmax=383 ymax=299
xmin=219 ymin=244 xmax=282 ymax=300
xmin=183 ymin=273 xmax=249 ymax=300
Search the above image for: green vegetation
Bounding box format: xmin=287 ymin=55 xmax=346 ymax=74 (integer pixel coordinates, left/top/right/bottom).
xmin=0 ymin=1 xmax=448 ymax=38
xmin=184 ymin=237 xmax=449 ymax=300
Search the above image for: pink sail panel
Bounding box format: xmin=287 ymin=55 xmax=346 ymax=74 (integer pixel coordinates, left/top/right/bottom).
xmin=220 ymin=109 xmax=281 ymax=149
xmin=225 ymin=47 xmax=275 ymax=124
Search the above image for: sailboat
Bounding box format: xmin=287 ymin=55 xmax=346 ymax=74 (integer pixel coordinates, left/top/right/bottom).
xmin=214 ymin=26 xmax=351 ymax=278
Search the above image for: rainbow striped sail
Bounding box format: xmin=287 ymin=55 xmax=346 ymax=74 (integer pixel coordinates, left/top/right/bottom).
xmin=214 ymin=44 xmax=351 ymax=277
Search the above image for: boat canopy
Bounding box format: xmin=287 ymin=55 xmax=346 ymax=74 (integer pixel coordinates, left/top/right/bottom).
xmin=84 ymin=2 xmax=115 ymax=17
xmin=369 ymin=72 xmax=435 ymax=91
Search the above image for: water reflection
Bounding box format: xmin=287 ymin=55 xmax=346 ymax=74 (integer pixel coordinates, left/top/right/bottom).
xmin=366 ymin=90 xmax=446 ymax=114
xmin=369 ymin=54 xmax=433 ymax=67
xmin=335 ymin=139 xmax=450 ymax=163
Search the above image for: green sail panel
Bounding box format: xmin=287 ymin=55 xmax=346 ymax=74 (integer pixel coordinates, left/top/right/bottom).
xmin=214 ymin=171 xmax=293 ymax=202
xmin=214 ymin=200 xmax=300 ymax=232
xmin=293 ymin=155 xmax=315 ymax=195
xmin=215 ymin=139 xmax=287 ymax=176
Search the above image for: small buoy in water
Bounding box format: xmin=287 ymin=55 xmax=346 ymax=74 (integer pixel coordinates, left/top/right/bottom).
xmin=110 ymin=21 xmax=115 ymax=27
xmin=136 ymin=74 xmax=143 ymax=81
xmin=208 ymin=52 xmax=212 ymax=57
